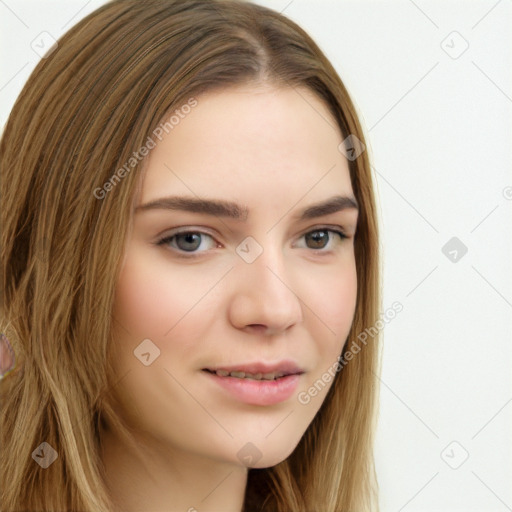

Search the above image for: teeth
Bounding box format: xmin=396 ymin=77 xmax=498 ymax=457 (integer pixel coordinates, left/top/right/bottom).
xmin=214 ymin=370 xmax=287 ymax=380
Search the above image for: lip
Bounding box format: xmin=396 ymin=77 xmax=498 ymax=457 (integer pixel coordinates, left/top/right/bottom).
xmin=202 ymin=360 xmax=304 ymax=406
xmin=203 ymin=372 xmax=302 ymax=406
xmin=203 ymin=360 xmax=304 ymax=375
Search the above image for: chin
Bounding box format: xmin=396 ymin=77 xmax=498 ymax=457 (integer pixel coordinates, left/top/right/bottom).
xmin=240 ymin=438 xmax=301 ymax=469
xmin=248 ymin=452 xmax=293 ymax=469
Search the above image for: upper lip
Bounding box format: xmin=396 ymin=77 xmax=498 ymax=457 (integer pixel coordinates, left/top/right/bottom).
xmin=203 ymin=360 xmax=304 ymax=375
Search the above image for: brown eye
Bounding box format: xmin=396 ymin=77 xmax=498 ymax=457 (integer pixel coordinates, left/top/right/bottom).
xmin=305 ymin=230 xmax=330 ymax=249
xmin=298 ymin=229 xmax=347 ymax=251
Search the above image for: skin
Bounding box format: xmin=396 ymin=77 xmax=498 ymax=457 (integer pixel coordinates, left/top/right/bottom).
xmin=100 ymin=84 xmax=359 ymax=512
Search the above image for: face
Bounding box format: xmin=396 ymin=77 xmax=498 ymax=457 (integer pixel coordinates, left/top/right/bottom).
xmin=108 ymin=84 xmax=358 ymax=469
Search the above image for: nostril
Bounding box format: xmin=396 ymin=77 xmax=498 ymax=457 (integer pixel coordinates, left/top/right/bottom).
xmin=246 ymin=324 xmax=267 ymax=334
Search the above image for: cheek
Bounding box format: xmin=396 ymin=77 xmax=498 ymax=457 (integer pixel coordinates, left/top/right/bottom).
xmin=301 ymin=258 xmax=358 ymax=343
xmin=112 ymin=248 xmax=214 ymax=341
xmin=293 ymin=261 xmax=357 ymax=416
xmin=113 ymin=257 xmax=172 ymax=339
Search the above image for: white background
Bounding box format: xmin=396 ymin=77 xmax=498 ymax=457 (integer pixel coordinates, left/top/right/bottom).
xmin=1 ymin=1 xmax=511 ymax=510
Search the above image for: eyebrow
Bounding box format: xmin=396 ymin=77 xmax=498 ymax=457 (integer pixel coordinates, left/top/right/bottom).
xmin=135 ymin=194 xmax=358 ymax=220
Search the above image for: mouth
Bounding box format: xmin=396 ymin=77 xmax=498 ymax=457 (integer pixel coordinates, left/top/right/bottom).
xmin=202 ymin=368 xmax=299 ymax=381
xmin=202 ymin=361 xmax=304 ymax=381
xmin=201 ymin=361 xmax=304 ymax=406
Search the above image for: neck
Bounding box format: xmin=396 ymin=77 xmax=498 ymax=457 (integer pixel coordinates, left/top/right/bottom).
xmin=100 ymin=424 xmax=248 ymax=512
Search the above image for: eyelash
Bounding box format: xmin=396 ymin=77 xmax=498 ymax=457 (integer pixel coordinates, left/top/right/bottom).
xmin=156 ymin=227 xmax=348 ymax=257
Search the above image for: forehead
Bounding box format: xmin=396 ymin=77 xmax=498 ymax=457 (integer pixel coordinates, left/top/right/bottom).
xmin=139 ymin=85 xmax=353 ymax=206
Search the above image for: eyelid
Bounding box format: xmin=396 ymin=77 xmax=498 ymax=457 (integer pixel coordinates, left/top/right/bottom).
xmin=297 ymin=224 xmax=348 ymax=239
xmin=307 ymin=223 xmax=347 ymax=232
xmin=156 ymin=226 xmax=220 ymax=242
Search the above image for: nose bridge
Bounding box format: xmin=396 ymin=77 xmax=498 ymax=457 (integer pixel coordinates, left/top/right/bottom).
xmin=241 ymin=237 xmax=292 ymax=296
xmin=230 ymin=237 xmax=303 ymax=332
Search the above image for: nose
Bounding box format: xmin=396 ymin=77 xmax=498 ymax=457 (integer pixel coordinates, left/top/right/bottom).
xmin=227 ymin=248 xmax=304 ymax=336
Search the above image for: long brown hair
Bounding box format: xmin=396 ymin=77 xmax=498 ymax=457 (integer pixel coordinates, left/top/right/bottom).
xmin=0 ymin=1 xmax=381 ymax=510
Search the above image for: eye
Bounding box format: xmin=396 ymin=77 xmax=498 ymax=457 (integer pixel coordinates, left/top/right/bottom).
xmin=296 ymin=228 xmax=347 ymax=250
xmin=156 ymin=227 xmax=347 ymax=255
xmin=156 ymin=230 xmax=217 ymax=253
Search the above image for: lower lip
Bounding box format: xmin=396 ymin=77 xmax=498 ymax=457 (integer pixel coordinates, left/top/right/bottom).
xmin=203 ymin=371 xmax=301 ymax=406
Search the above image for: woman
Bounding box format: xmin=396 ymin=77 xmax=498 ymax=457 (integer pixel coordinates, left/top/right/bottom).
xmin=0 ymin=1 xmax=381 ymax=510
